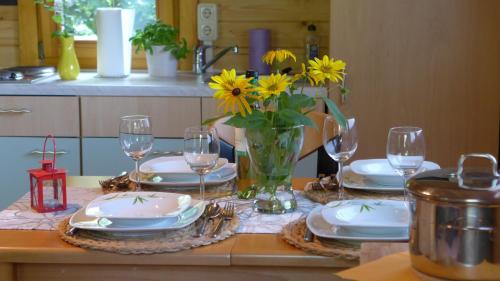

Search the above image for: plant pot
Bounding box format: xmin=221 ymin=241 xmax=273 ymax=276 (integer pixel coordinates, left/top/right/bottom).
xmin=245 ymin=125 xmax=304 ymax=214
xmin=57 ymin=36 xmax=80 ymax=80
xmin=146 ymin=46 xmax=178 ymax=77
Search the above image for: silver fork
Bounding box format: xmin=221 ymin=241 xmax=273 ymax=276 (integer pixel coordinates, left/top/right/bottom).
xmin=211 ymin=202 xmax=234 ymax=238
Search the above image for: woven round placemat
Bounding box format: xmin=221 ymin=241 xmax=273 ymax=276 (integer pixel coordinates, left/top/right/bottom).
xmin=304 ymin=179 xmax=404 ymax=204
xmin=57 ymin=216 xmax=239 ymax=255
xmin=280 ymin=218 xmax=360 ymax=260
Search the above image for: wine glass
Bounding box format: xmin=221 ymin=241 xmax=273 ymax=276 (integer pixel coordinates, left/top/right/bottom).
xmin=386 ymin=126 xmax=425 ymax=200
xmin=119 ymin=115 xmax=154 ymax=191
xmin=184 ymin=126 xmax=220 ymax=201
xmin=323 ymin=116 xmax=358 ymax=199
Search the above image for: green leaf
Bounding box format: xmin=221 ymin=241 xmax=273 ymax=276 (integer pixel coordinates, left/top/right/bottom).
xmin=278 ymin=109 xmax=317 ymax=129
xmin=340 ymin=86 xmax=350 ymax=96
xmin=133 ymin=196 xmax=147 ymax=204
xmin=51 ymin=14 xmax=62 ymax=24
xmin=284 ymin=94 xmax=316 ymax=111
xmin=322 ymin=96 xmax=348 ymax=129
xmin=237 ymin=185 xmax=257 ymax=199
xmin=359 ymin=204 xmax=374 ymax=213
xmin=224 ymin=111 xmax=269 ymax=129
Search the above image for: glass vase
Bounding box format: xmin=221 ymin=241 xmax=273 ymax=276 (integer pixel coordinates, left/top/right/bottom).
xmin=57 ymin=36 xmax=80 ymax=80
xmin=245 ymin=125 xmax=304 ymax=214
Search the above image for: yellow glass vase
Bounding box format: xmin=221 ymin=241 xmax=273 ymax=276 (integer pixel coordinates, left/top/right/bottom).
xmin=57 ymin=37 xmax=80 ymax=80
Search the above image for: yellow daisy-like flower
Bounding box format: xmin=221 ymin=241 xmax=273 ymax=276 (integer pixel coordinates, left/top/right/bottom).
xmin=292 ymin=63 xmax=318 ymax=86
xmin=262 ymin=49 xmax=297 ymax=65
xmin=208 ymin=69 xmax=254 ymax=116
xmin=256 ymin=73 xmax=291 ymax=99
xmin=308 ymin=55 xmax=346 ymax=84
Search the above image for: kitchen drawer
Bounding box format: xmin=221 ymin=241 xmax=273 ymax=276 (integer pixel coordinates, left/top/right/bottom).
xmin=0 ymin=137 xmax=80 ymax=210
xmin=0 ymin=96 xmax=79 ymax=136
xmin=81 ymin=97 xmax=201 ymax=137
xmin=82 ymin=137 xmax=184 ymax=176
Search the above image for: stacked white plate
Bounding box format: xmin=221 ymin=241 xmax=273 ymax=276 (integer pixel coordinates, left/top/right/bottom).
xmin=130 ymin=156 xmax=237 ymax=187
xmin=69 ymin=191 xmax=204 ymax=232
xmin=306 ymin=199 xmax=410 ymax=241
xmin=343 ymin=158 xmax=440 ymax=192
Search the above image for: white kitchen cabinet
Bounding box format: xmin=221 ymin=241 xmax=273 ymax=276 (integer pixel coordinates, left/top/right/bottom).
xmin=0 ymin=137 xmax=80 ymax=210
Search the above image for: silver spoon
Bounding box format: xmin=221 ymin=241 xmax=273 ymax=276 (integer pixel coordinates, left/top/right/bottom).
xmin=195 ymin=202 xmax=221 ymax=237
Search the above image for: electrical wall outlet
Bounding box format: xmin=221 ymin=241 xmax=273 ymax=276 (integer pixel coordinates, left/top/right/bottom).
xmin=197 ymin=3 xmax=218 ymax=42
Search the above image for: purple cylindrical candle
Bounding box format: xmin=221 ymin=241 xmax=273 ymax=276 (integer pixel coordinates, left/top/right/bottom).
xmin=249 ymin=28 xmax=271 ymax=75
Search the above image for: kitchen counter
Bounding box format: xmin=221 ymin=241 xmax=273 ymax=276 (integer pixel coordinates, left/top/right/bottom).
xmin=0 ymin=71 xmax=326 ymax=97
xmin=0 ymin=177 xmax=356 ymax=281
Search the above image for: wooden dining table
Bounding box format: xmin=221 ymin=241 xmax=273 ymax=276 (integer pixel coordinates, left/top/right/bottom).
xmin=0 ymin=177 xmax=359 ymax=281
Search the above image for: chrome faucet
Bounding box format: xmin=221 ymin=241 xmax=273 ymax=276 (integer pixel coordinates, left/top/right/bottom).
xmin=193 ymin=45 xmax=239 ymax=74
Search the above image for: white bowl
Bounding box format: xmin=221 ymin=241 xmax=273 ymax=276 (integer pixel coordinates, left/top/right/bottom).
xmin=350 ymin=158 xmax=440 ymax=186
xmin=321 ymin=199 xmax=410 ymax=235
xmin=85 ymin=192 xmax=192 ymax=220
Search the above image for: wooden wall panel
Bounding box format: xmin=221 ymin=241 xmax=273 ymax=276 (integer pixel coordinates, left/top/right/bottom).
xmin=199 ymin=0 xmax=330 ymax=71
xmin=331 ymin=0 xmax=500 ymax=167
xmin=0 ymin=6 xmax=18 ymax=68
xmin=179 ymin=0 xmax=198 ymax=71
xmin=17 ymin=0 xmax=38 ymax=66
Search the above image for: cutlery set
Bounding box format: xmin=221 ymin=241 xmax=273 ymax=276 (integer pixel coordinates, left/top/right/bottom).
xmin=195 ymin=201 xmax=235 ymax=238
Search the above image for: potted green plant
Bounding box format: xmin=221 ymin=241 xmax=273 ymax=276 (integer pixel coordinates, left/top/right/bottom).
xmin=130 ymin=21 xmax=189 ymax=77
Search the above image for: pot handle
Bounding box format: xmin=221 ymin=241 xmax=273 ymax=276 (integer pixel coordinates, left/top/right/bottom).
xmin=457 ymin=153 xmax=500 ymax=189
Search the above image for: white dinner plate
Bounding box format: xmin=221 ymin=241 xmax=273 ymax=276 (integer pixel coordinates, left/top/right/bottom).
xmin=306 ymin=205 xmax=409 ymax=241
xmin=321 ymin=200 xmax=409 ymax=235
xmin=130 ymin=163 xmax=237 ymax=187
xmin=70 ymin=200 xmax=204 ymax=232
xmin=343 ymin=166 xmax=404 ymax=191
xmin=350 ymin=159 xmax=440 ymax=186
xmin=85 ymin=192 xmax=192 ymax=220
xmin=139 ymin=156 xmax=228 ymax=174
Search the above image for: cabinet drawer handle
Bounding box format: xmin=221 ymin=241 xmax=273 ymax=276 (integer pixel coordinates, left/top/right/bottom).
xmin=0 ymin=108 xmax=32 ymax=113
xmin=151 ymin=151 xmax=182 ymax=156
xmin=31 ymin=150 xmax=67 ymax=155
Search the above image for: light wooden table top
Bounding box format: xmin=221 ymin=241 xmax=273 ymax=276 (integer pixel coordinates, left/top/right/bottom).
xmin=0 ymin=177 xmax=357 ymax=269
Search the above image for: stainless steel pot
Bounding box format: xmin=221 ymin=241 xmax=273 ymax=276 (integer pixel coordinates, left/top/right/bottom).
xmin=408 ymin=153 xmax=500 ymax=280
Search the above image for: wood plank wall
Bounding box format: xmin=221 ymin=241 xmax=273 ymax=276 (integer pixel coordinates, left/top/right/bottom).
xmin=0 ymin=5 xmax=19 ymax=68
xmin=199 ymin=0 xmax=330 ymax=71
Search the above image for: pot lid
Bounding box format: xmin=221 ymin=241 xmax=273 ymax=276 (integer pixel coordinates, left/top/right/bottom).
xmin=408 ymin=153 xmax=500 ymax=205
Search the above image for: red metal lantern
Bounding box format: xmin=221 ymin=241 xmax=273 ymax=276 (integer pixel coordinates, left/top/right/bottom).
xmin=28 ymin=135 xmax=67 ymax=213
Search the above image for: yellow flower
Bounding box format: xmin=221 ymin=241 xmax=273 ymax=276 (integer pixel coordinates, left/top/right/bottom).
xmin=256 ymin=73 xmax=291 ymax=99
xmin=292 ymin=63 xmax=317 ymax=86
xmin=208 ymin=69 xmax=254 ymax=116
xmin=262 ymin=49 xmax=297 ymax=65
xmin=308 ymin=55 xmax=346 ymax=84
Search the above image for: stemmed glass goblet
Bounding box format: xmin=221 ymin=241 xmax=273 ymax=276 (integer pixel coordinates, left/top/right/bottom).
xmin=386 ymin=126 xmax=425 ymax=200
xmin=119 ymin=115 xmax=154 ymax=191
xmin=184 ymin=126 xmax=220 ymax=201
xmin=322 ymin=116 xmax=358 ymax=199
